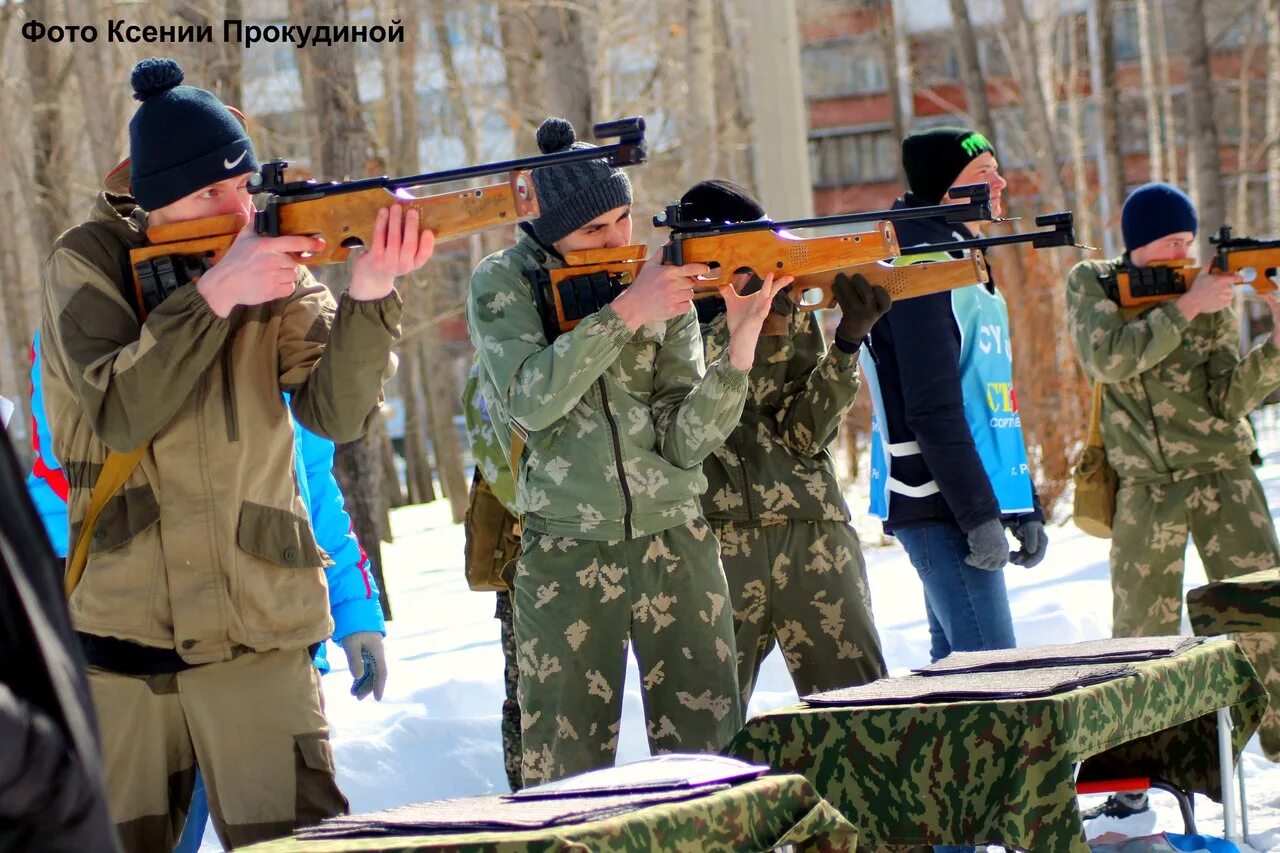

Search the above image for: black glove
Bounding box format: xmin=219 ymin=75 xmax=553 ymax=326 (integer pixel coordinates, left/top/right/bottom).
xmin=1009 ymin=520 xmax=1048 ymax=568
xmin=832 ymin=272 xmax=891 ymax=349
xmin=964 ymin=518 xmax=1010 ymax=571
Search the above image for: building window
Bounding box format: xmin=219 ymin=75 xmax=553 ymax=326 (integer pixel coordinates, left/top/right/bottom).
xmin=802 ymin=39 xmax=887 ymax=99
xmin=809 ymin=129 xmax=898 ymax=188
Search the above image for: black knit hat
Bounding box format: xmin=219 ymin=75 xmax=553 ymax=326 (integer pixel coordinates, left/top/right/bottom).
xmin=901 ymin=126 xmax=995 ymax=204
xmin=128 ymin=58 xmax=259 ymax=211
xmin=679 ymin=179 xmax=765 ymax=224
xmin=530 ymin=117 xmax=634 ymax=246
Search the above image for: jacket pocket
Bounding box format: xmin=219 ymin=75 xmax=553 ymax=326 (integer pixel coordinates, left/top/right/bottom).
xmin=234 ymin=501 xmax=330 ymax=644
xmin=83 ymin=484 xmax=161 ymax=555
xmin=237 ymin=501 xmax=326 ymax=568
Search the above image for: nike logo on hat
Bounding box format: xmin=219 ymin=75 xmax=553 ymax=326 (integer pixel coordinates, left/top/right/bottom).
xmin=224 ymin=149 xmax=247 ymax=170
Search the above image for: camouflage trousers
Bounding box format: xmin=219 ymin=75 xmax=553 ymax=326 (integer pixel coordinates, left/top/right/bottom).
xmin=513 ymin=516 xmax=742 ymax=785
xmin=494 ymin=591 xmax=523 ymax=792
xmin=713 ymin=519 xmax=887 ymax=711
xmin=1112 ymin=466 xmax=1280 ymax=758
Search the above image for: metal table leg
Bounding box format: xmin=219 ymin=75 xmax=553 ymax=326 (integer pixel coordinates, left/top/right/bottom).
xmin=1217 ymin=707 xmax=1240 ymax=842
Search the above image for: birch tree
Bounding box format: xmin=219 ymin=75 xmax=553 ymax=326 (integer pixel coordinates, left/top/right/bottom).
xmin=1182 ymin=0 xmax=1225 ymax=257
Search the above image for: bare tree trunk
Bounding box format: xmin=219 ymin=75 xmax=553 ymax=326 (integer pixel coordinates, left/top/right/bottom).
xmin=65 ymin=0 xmax=125 ymax=179
xmin=418 ymin=312 xmax=468 ymax=522
xmin=498 ymin=3 xmax=548 ymax=149
xmin=1182 ymin=0 xmax=1225 ymax=258
xmin=713 ymin=0 xmax=756 ymax=188
xmin=1136 ymin=0 xmax=1164 ymax=181
xmin=879 ymin=0 xmax=906 ymax=182
xmin=1065 ymin=18 xmax=1094 ymax=249
xmin=1269 ymin=0 xmax=1280 ymax=233
xmin=949 ymin=0 xmax=998 ymax=145
xmin=1002 ymin=0 xmax=1067 ymax=211
xmin=1235 ymin=34 xmax=1260 ymax=229
xmin=401 ymin=338 xmax=437 ymax=504
xmin=1096 ymin=0 xmax=1126 ymax=234
xmin=1154 ymin=0 xmax=1178 ymax=185
xmin=289 ymin=0 xmax=393 ymax=619
xmin=24 ymin=0 xmax=71 ymax=252
xmin=685 ymin=0 xmax=717 ymax=181
xmin=535 ymin=2 xmax=594 ymax=133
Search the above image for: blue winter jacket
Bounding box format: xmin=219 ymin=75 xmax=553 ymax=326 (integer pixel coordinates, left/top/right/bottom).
xmin=25 ymin=330 xmax=384 ymax=671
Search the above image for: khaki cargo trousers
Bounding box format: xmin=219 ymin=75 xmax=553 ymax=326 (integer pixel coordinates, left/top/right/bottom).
xmin=89 ymin=648 xmax=347 ymax=852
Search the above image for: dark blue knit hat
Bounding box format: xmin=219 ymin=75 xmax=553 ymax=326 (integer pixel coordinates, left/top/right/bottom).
xmin=128 ymin=58 xmax=258 ymax=211
xmin=1121 ymin=182 xmax=1198 ymax=252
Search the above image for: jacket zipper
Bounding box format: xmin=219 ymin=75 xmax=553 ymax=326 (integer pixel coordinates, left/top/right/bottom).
xmin=221 ymin=345 xmax=239 ymax=442
xmin=736 ymin=429 xmax=758 ymax=521
xmin=597 ymin=378 xmax=634 ymax=540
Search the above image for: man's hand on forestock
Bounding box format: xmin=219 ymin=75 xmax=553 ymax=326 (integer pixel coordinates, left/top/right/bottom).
xmin=832 ymin=272 xmax=891 ymax=348
xmin=721 ymin=272 xmax=793 ymax=371
xmin=1174 ymin=263 xmax=1239 ymax=321
xmin=341 ymin=631 xmax=388 ymax=701
xmin=611 ymin=246 xmax=710 ymax=331
xmin=349 ymin=206 xmax=437 ymax=301
xmin=197 ymin=217 xmax=324 ymax=318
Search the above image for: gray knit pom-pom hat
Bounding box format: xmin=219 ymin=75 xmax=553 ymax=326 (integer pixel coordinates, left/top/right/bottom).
xmin=530 ymin=117 xmax=634 ymax=246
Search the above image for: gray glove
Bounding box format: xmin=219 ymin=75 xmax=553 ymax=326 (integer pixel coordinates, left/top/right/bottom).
xmin=1009 ymin=520 xmax=1048 ymax=567
xmin=964 ymin=518 xmax=1010 ymax=571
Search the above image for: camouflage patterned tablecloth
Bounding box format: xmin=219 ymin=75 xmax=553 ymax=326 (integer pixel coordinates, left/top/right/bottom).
xmin=726 ymin=638 xmax=1266 ymax=852
xmin=1187 ymin=569 xmax=1280 ymax=635
xmin=237 ymin=773 xmax=856 ymax=852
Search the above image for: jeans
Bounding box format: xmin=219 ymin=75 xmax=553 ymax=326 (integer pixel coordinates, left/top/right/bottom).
xmin=896 ymin=522 xmax=1017 ymax=662
xmin=175 ymin=768 xmax=209 ymax=853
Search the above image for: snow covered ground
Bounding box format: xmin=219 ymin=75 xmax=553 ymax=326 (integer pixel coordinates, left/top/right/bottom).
xmin=203 ymin=436 xmax=1280 ymax=851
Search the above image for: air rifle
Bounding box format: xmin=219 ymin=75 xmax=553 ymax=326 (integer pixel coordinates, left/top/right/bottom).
xmin=1101 ymin=225 xmax=1280 ymax=308
xmin=129 ymin=117 xmax=647 ymax=317
xmin=701 ymin=204 xmax=1076 ymax=309
xmin=537 ymin=185 xmax=995 ymax=333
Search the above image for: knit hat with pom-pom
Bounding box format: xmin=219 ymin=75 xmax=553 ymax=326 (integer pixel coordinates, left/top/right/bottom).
xmin=128 ymin=57 xmax=258 ymax=211
xmin=529 ymin=116 xmax=633 ymax=246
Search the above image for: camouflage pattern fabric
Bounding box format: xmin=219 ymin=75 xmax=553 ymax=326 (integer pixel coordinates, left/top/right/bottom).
xmin=1188 ymin=568 xmax=1280 ymax=634
xmin=1066 ymin=258 xmax=1280 ymax=483
xmin=235 ymin=773 xmax=857 ymax=852
xmin=1111 ymin=466 xmax=1280 ymax=758
xmin=466 ymin=230 xmax=749 ymax=542
xmin=726 ymin=639 xmax=1265 ymax=852
xmin=495 ymin=591 xmax=523 ymax=792
xmin=714 ymin=518 xmax=886 ymax=710
xmin=698 ymin=306 xmax=859 ymax=526
xmin=463 ymin=363 xmax=516 ymax=513
xmin=514 ymin=516 xmax=741 ymax=786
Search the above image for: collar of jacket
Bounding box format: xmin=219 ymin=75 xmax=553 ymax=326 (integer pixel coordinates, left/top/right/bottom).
xmin=516 ymin=222 xmax=566 ymax=270
xmin=894 ymin=192 xmax=996 ymax=293
xmin=90 ymin=191 xmax=149 ymax=249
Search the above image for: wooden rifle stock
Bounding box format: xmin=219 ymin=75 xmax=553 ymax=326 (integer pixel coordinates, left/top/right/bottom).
xmin=663 ymin=221 xmax=900 ymax=286
xmin=542 ymin=246 xmax=988 ymax=334
xmin=781 ymin=252 xmax=990 ymax=310
xmin=1107 ymin=254 xmax=1279 ymax=308
xmin=130 ymin=174 xmax=536 ymax=314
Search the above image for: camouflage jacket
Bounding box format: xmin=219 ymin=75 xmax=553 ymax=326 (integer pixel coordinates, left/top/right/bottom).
xmin=40 ymin=193 xmax=400 ymax=664
xmin=462 ymin=360 xmax=516 ymax=513
xmin=466 ymin=228 xmax=749 ymax=541
xmin=1067 ymin=256 xmax=1280 ymax=483
xmin=698 ymin=306 xmax=857 ymax=525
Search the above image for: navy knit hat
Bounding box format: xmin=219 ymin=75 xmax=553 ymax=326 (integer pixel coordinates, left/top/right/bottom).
xmin=1121 ymin=182 xmax=1198 ymax=252
xmin=901 ymin=126 xmax=995 ymax=204
xmin=128 ymin=58 xmax=259 ymax=211
xmin=679 ymin=179 xmax=765 ymax=225
xmin=530 ymin=117 xmax=633 ymax=246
